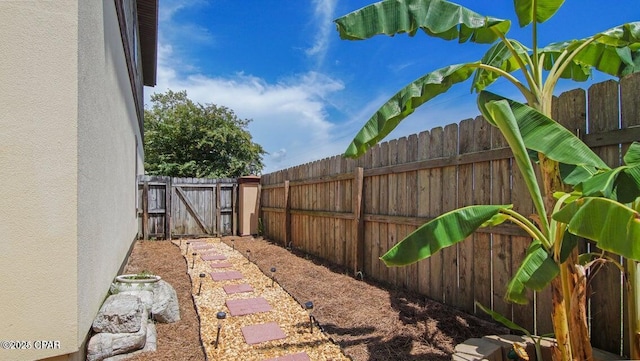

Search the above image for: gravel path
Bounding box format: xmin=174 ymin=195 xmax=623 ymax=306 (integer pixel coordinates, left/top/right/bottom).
xmin=121 ymin=237 xmax=506 ymax=360
xmin=181 ymin=238 xmax=348 ymax=361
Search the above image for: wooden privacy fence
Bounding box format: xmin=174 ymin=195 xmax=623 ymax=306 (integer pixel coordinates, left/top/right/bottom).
xmin=138 ymin=175 xmax=238 ymax=239
xmin=260 ymin=74 xmax=640 ymax=356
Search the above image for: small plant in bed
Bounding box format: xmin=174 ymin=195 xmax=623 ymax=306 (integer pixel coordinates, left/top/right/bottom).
xmin=111 ymin=270 xmax=161 ymax=293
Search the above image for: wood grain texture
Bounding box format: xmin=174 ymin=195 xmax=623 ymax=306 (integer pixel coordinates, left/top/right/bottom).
xmin=254 ymin=74 xmax=639 ymax=355
xmin=588 ymin=80 xmax=622 ymax=354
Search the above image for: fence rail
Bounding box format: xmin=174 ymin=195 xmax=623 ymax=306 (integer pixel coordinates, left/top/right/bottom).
xmin=259 ymin=73 xmax=640 ymax=356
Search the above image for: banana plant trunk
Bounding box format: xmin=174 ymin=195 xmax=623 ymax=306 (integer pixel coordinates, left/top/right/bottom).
xmin=540 ymin=153 xmax=593 ymax=361
xmin=628 ymin=261 xmax=640 ymax=359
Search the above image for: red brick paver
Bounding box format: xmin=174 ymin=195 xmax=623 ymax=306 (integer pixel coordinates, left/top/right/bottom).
xmin=226 ymin=297 xmax=272 ymax=316
xmin=188 ymin=240 xmax=208 ymax=245
xmin=192 ymin=244 xmax=214 ymax=250
xmin=241 ymin=322 xmax=286 ymax=345
xmin=210 ymin=270 xmax=243 ymax=281
xmin=201 ymin=253 xmax=227 ymax=261
xmin=223 ymin=284 xmax=254 ymax=294
xmin=209 ymin=261 xmax=233 ymax=268
xmin=261 ymin=352 xmax=311 ymax=361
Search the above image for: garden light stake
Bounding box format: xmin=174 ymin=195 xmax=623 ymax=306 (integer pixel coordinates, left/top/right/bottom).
xmin=191 ymin=252 xmax=197 ymax=269
xmin=304 ymin=301 xmax=314 ymax=333
xmin=197 ymin=273 xmax=205 ymax=295
xmin=214 ymin=311 xmax=226 ymax=349
xmin=270 ymin=267 xmax=276 ymax=287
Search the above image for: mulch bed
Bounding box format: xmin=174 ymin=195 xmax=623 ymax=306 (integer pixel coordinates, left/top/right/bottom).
xmin=121 ymin=236 xmax=506 ymax=361
xmin=122 ymin=240 xmax=205 ymax=361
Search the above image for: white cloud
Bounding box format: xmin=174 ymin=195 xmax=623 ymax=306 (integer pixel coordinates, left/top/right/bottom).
xmin=270 ymin=149 xmax=288 ymax=163
xmin=146 ymin=0 xmax=494 ymax=175
xmin=305 ymin=0 xmax=338 ymax=65
xmin=147 ymin=45 xmax=348 ymax=173
xmin=158 ymin=0 xmax=207 ymax=22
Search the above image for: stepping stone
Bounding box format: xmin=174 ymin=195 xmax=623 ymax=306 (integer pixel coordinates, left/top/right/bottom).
xmin=226 ymin=297 xmax=272 ymax=316
xmin=192 ymin=244 xmax=214 ymax=250
xmin=223 ymin=283 xmax=253 ymax=294
xmin=209 ymin=261 xmax=233 ymax=268
xmin=262 ymin=352 xmax=311 ymax=361
xmin=210 ymin=271 xmax=243 ymax=281
xmin=201 ymin=253 xmax=227 ymax=261
xmin=200 ymin=249 xmax=220 ymax=255
xmin=241 ymin=322 xmax=286 ymax=345
xmin=188 ymin=241 xmax=208 ymax=246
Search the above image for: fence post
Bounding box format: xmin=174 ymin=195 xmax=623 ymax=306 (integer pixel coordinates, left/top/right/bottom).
xmin=216 ymin=183 xmax=221 ymax=236
xmin=284 ymin=180 xmax=291 ymax=247
xmin=142 ymin=181 xmax=149 ymax=240
xmin=232 ymin=182 xmax=238 ymax=236
xmin=352 ymin=167 xmax=364 ymax=275
xmin=165 ymin=177 xmax=172 ymax=240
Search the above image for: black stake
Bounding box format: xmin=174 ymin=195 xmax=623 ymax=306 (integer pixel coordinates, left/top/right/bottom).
xmin=304 ymin=301 xmax=314 ymax=333
xmin=197 ymin=273 xmax=206 ymax=295
xmin=270 ymin=267 xmax=276 ymax=287
xmin=214 ymin=311 xmax=226 ymax=348
xmin=191 ymin=252 xmax=197 ymax=269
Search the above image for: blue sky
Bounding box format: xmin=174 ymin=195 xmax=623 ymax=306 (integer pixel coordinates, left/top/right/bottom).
xmin=146 ymin=0 xmax=640 ymax=173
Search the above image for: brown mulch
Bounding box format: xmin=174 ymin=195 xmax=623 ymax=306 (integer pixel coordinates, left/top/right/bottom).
xmin=121 ymin=236 xmax=506 ymax=361
xmin=122 ymin=240 xmax=205 ymax=361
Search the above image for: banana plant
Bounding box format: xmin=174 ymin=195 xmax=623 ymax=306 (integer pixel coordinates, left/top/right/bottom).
xmin=334 ymin=1 xmax=640 ymax=359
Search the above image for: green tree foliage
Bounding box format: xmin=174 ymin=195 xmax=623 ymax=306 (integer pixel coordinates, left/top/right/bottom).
xmin=143 ymin=90 xmax=265 ymax=178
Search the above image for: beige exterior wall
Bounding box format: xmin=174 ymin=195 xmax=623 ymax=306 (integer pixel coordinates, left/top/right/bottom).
xmin=0 ymin=1 xmax=143 ymax=360
xmin=76 ymin=0 xmax=143 ymax=349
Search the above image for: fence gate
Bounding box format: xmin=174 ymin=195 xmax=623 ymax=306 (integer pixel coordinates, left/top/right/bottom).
xmin=138 ymin=175 xmax=238 ymax=239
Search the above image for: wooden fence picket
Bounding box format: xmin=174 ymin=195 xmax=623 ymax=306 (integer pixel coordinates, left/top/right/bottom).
xmin=258 ymin=74 xmax=640 ymax=356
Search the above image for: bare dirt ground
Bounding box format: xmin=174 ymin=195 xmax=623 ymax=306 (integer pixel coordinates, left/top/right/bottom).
xmin=121 ymin=236 xmax=506 ymax=361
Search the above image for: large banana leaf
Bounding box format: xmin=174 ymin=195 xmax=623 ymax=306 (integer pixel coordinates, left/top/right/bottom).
xmin=577 ymin=143 xmax=640 ymax=203
xmin=619 ymin=143 xmax=640 ymax=202
xmin=540 ymin=22 xmax=640 ymax=79
xmin=560 ymin=163 xmax=599 ymax=186
xmin=380 ymin=205 xmax=511 ymax=266
xmin=334 ymin=0 xmax=511 ymax=43
xmin=472 ymin=39 xmax=531 ymax=92
xmin=553 ymin=197 xmax=640 ymax=261
xmin=513 ymin=0 xmax=565 ymax=27
xmin=478 ymin=91 xmax=609 ymax=170
xmin=344 ymin=63 xmax=477 ymax=157
xmin=539 ymin=41 xmax=592 ymax=81
xmin=480 ymin=99 xmax=548 ymax=233
xmin=615 ymin=166 xmax=640 ymax=203
xmin=563 ymin=143 xmax=640 ymax=192
xmin=505 ymin=240 xmax=559 ymax=304
xmin=626 ymin=142 xmax=640 ymax=165
xmin=476 ymin=302 xmax=532 ymax=335
xmin=578 ymin=166 xmax=640 ymax=201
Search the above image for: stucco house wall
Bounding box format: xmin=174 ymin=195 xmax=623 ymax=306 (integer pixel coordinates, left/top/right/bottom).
xmin=0 ymin=1 xmax=156 ymax=360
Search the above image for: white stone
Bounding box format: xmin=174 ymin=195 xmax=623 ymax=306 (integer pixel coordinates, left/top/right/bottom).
xmin=151 ymin=280 xmax=180 ymax=323
xmin=453 ymin=338 xmax=502 ymax=361
xmin=118 ymin=290 xmax=154 ymax=313
xmin=103 ymin=322 xmax=157 ymax=361
xmin=86 ymin=315 xmax=147 ymax=361
xmin=484 ymin=334 xmax=535 ymax=361
xmin=92 ymin=294 xmax=144 ymax=333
